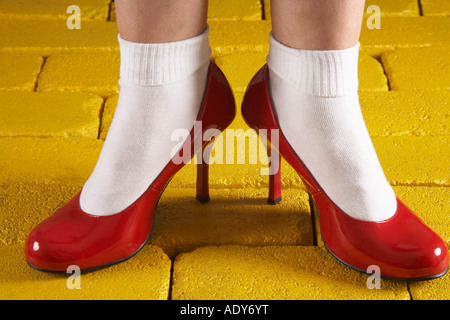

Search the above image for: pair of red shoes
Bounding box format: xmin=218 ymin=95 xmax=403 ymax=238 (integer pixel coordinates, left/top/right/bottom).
xmin=25 ymin=62 xmax=449 ymax=281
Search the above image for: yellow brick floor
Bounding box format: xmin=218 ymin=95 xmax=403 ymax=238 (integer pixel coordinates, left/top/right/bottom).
xmin=0 ymin=0 xmax=449 ymax=300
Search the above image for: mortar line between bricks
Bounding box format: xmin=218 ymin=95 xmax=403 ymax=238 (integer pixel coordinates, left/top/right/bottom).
xmin=33 ymin=56 xmax=47 ymax=92
xmin=407 ymin=283 xmax=414 ymax=300
xmin=107 ymin=0 xmax=113 ymax=22
xmin=260 ymin=0 xmax=266 ymax=20
xmin=391 ymin=182 xmax=450 ymax=188
xmin=418 ymin=0 xmax=424 ymax=16
xmin=308 ymin=193 xmax=319 ymax=247
xmin=168 ymin=258 xmax=175 ymax=300
xmin=97 ymin=98 xmax=107 ymax=140
xmin=378 ymin=57 xmax=392 ymax=91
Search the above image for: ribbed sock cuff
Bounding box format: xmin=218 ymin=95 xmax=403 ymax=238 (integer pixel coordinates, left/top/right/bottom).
xmin=266 ymin=33 xmax=360 ymax=97
xmin=118 ymin=26 xmax=211 ymax=86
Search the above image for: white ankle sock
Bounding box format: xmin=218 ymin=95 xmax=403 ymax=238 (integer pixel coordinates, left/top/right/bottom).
xmin=80 ymin=27 xmax=211 ymax=216
xmin=266 ymin=33 xmax=397 ymax=221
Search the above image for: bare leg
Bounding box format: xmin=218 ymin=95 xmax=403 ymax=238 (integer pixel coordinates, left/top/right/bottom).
xmin=270 ymin=0 xmax=365 ymax=50
xmin=115 ymin=0 xmax=208 ymax=43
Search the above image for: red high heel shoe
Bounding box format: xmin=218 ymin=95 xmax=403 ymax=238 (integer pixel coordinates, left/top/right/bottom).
xmin=25 ymin=61 xmax=236 ymax=273
xmin=241 ymin=65 xmax=449 ymax=280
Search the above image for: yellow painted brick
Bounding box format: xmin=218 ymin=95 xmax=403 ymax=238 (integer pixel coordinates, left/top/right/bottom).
xmin=264 ymin=0 xmax=419 ymax=21
xmin=0 ymin=0 xmax=110 ymax=21
xmin=215 ymin=52 xmax=266 ymax=93
xmin=360 ymin=91 xmax=450 ymax=137
xmin=0 ymin=244 xmax=171 ymax=300
xmin=37 ymin=53 xmax=119 ymax=97
xmin=393 ymin=186 xmax=450 ymax=248
xmin=360 ymin=17 xmax=450 ymax=58
xmin=0 ymin=137 xmax=102 ymax=184
xmin=374 ymin=136 xmax=449 ymax=186
xmin=409 ymin=265 xmax=450 ymax=299
xmin=172 ymin=245 xmax=409 ymax=300
xmin=381 ymin=47 xmax=450 ymax=91
xmin=215 ymin=51 xmax=387 ymax=93
xmin=0 ymin=92 xmax=102 ymax=138
xmin=0 ymin=53 xmax=43 ymax=91
xmin=0 ymin=20 xmax=118 ymax=55
xmin=208 ymin=0 xmax=262 ymax=21
xmin=364 ymin=0 xmax=419 ymax=16
xmin=421 ymin=0 xmax=450 ymax=16
xmin=150 ymin=187 xmax=312 ymax=258
xmin=209 ymin=21 xmax=271 ymax=57
xmin=0 ymin=181 xmax=81 ymax=244
xmin=358 ymin=52 xmax=389 ymax=91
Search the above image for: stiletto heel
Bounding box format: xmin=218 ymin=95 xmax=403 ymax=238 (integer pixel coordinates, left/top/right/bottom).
xmin=241 ymin=64 xmax=449 ymax=280
xmin=196 ymin=144 xmax=211 ymax=203
xmin=25 ymin=61 xmax=236 ymax=273
xmin=267 ymin=143 xmax=282 ymax=205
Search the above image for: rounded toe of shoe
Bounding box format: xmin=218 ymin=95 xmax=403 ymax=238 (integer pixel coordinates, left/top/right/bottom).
xmin=393 ymin=233 xmax=449 ymax=281
xmin=380 ymin=201 xmax=449 ymax=280
xmin=417 ymin=239 xmax=449 ymax=280
xmin=24 ymin=227 xmax=68 ymax=272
